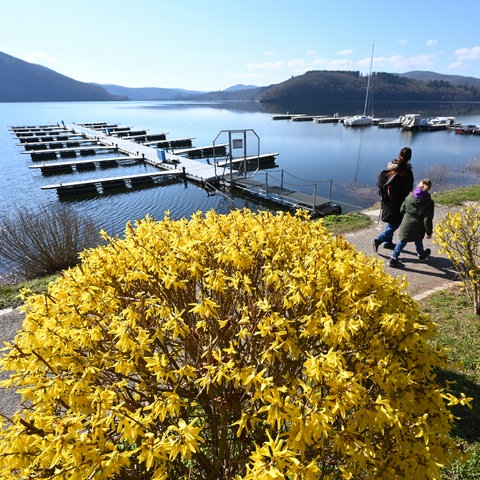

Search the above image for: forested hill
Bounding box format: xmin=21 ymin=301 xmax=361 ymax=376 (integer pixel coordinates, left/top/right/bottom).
xmin=0 ymin=51 xmax=126 ymax=102
xmin=400 ymin=70 xmax=480 ymax=87
xmin=258 ymin=70 xmax=480 ymax=104
xmin=2 ymin=46 xmax=480 ymax=104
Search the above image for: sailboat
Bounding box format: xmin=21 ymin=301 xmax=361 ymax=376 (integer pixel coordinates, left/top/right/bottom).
xmin=344 ymin=44 xmax=374 ymax=127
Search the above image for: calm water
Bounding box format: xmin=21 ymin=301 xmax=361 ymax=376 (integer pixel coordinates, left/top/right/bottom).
xmin=1 ymin=100 xmax=480 ymax=273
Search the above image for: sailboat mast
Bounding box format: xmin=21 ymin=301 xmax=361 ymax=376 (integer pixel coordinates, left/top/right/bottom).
xmin=363 ymin=43 xmax=374 ymax=116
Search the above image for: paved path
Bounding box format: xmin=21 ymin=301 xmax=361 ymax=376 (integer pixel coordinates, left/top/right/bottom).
xmin=0 ymin=306 xmax=24 ymax=416
xmin=344 ymin=205 xmax=459 ymax=300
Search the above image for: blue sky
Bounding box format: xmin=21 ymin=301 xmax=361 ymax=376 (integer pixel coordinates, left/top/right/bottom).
xmin=2 ymin=0 xmax=480 ymax=91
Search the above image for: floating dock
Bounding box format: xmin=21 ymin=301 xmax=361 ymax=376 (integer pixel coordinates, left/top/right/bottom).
xmin=41 ymin=171 xmax=183 ymax=196
xmin=21 ymin=138 xmax=97 ymax=150
xmin=291 ymin=115 xmax=317 ymax=122
xmin=313 ymin=115 xmax=344 ymax=124
xmin=272 ymin=113 xmax=345 ymax=124
xmin=143 ymin=137 xmax=194 ymax=149
xmin=272 ymin=114 xmax=306 ymax=120
xmin=26 ymin=145 xmax=117 ymax=161
xmin=28 ymin=155 xmax=144 ymax=174
xmin=378 ymin=120 xmax=402 ymax=128
xmin=216 ymin=153 xmax=278 ymax=169
xmin=174 ymin=143 xmax=228 ymax=158
xmin=10 ymin=122 xmax=340 ymax=216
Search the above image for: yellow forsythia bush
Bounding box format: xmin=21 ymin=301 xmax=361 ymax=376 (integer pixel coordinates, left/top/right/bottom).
xmin=434 ymin=204 xmax=480 ymax=316
xmin=0 ymin=209 xmax=470 ymax=479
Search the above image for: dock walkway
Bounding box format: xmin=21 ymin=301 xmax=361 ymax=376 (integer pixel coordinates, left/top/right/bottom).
xmin=70 ymin=124 xmax=220 ymax=182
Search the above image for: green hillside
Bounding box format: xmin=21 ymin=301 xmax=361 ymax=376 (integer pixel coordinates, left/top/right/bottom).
xmin=259 ymin=70 xmax=480 ymax=104
xmin=0 ymin=51 xmax=126 ymax=102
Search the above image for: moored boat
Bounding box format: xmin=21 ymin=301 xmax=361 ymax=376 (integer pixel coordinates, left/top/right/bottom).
xmin=378 ymin=115 xmax=406 ymax=128
xmin=344 ymin=114 xmax=373 ymax=127
xmin=455 ymin=124 xmax=478 ymax=134
xmin=427 ymin=116 xmax=457 ymax=130
xmin=401 ymin=113 xmax=430 ymax=131
xmin=344 ymin=44 xmax=375 ymax=128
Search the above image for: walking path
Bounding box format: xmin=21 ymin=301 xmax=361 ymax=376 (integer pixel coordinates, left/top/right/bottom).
xmin=344 ymin=204 xmax=459 ymax=300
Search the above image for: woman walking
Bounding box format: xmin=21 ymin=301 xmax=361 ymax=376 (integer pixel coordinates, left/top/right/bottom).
xmin=373 ymin=147 xmax=414 ymax=252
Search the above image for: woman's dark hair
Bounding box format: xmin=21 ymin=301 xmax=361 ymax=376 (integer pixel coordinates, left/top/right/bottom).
xmin=399 ymin=147 xmax=412 ymax=162
xmin=396 ymin=147 xmax=412 ymax=175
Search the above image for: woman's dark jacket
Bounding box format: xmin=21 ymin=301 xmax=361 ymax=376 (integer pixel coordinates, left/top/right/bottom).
xmin=398 ymin=189 xmax=435 ymax=242
xmin=378 ymin=161 xmax=414 ymax=225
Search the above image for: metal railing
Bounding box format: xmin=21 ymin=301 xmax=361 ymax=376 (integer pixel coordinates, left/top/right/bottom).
xmin=234 ymin=169 xmax=334 ymax=212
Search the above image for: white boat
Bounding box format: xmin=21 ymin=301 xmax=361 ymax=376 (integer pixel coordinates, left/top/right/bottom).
xmin=427 ymin=116 xmax=457 ymax=130
xmin=344 ymin=114 xmax=373 ymax=126
xmin=401 ymin=113 xmax=430 ymax=131
xmin=378 ymin=115 xmax=406 ymax=128
xmin=344 ymin=45 xmax=375 ymax=127
xmin=401 ymin=114 xmax=457 ymax=131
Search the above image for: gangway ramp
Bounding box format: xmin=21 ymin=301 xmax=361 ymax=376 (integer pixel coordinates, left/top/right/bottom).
xmin=224 ymin=173 xmax=340 ymax=217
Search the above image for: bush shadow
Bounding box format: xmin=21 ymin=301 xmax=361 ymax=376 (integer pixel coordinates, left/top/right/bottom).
xmin=437 ymin=369 xmax=480 ymax=443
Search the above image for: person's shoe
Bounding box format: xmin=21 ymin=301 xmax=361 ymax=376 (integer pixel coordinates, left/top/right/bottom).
xmin=383 ymin=242 xmax=396 ymax=250
xmin=373 ymin=239 xmax=381 ymax=253
xmin=388 ymin=257 xmax=403 ymax=268
xmin=418 ymin=248 xmax=431 ymax=262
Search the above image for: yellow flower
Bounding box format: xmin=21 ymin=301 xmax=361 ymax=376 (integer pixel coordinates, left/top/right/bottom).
xmin=0 ymin=209 xmax=467 ymax=479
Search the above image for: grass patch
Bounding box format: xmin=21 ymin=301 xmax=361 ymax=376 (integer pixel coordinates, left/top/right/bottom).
xmin=420 ymin=286 xmax=480 ymax=479
xmin=434 ymin=185 xmax=480 ymax=206
xmin=0 ymin=274 xmax=58 ymax=309
xmin=321 ymin=212 xmax=372 ymax=234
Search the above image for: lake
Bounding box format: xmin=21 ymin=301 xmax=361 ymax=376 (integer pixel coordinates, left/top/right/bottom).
xmin=1 ymin=100 xmax=480 ymax=275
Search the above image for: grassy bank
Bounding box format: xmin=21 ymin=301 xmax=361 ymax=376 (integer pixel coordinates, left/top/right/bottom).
xmin=421 ymin=287 xmax=480 ymax=479
xmin=0 ymin=274 xmax=58 ymax=309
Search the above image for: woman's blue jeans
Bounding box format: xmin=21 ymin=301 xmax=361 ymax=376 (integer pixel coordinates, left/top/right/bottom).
xmin=375 ymin=223 xmax=398 ymax=245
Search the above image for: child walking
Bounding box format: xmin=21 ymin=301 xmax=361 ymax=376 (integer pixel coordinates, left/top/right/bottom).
xmin=388 ymin=178 xmax=434 ymax=268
